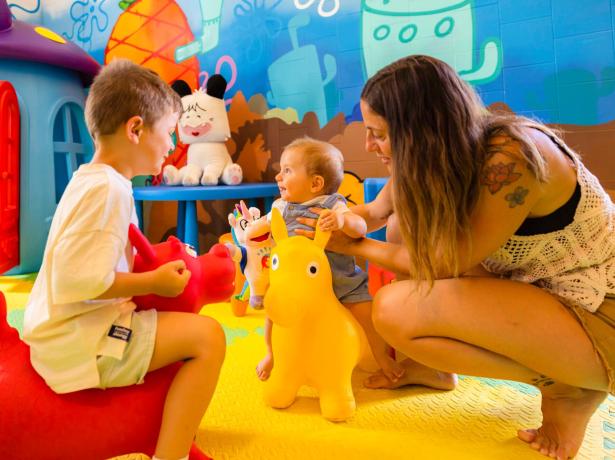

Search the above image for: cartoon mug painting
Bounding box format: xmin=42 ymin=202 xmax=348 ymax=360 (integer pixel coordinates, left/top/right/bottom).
xmin=267 ymin=13 xmax=336 ymax=127
xmin=361 ymin=0 xmax=501 ymax=84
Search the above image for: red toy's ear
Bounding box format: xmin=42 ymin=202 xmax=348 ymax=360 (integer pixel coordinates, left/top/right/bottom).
xmin=168 ymin=236 xmax=183 ymax=252
xmin=128 ymin=224 xmax=157 ymax=264
xmin=209 ymin=243 xmax=230 ymax=258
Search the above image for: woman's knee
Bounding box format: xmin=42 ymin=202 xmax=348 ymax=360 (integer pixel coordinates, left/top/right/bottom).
xmin=372 ymin=284 xmax=412 ymax=334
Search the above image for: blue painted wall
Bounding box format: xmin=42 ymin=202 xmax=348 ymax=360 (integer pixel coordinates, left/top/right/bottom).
xmin=9 ymin=0 xmax=615 ymax=127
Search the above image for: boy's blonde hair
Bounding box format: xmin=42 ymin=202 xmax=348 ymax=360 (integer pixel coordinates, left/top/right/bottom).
xmin=85 ymin=58 xmax=182 ymax=139
xmin=285 ymin=137 xmax=344 ymax=195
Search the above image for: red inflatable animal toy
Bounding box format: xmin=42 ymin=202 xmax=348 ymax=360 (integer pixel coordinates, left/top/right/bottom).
xmin=0 ymin=226 xmax=235 ymax=460
xmin=130 ymin=223 xmax=235 ymax=312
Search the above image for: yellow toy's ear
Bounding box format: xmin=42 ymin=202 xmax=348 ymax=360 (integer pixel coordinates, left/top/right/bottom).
xmin=270 ymin=207 xmax=288 ymax=242
xmin=313 ymin=215 xmax=331 ymax=250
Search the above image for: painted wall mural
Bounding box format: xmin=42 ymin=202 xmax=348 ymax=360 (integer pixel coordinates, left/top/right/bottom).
xmin=361 ymin=0 xmax=501 ymax=85
xmin=8 ymin=0 xmax=615 ymax=125
xmin=7 ymin=0 xmax=615 ymax=249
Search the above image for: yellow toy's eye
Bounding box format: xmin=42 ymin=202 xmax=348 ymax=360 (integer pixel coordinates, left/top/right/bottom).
xmin=306 ymin=261 xmax=319 ymax=278
xmin=271 ymin=254 xmax=279 ymax=271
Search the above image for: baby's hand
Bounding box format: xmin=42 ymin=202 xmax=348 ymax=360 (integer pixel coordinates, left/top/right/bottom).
xmin=152 ymin=260 xmax=191 ymax=297
xmin=318 ymin=209 xmax=344 ymax=232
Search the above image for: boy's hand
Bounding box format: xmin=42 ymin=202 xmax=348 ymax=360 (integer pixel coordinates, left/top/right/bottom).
xmin=318 ymin=209 xmax=344 ymax=232
xmin=152 ymin=260 xmax=191 ymax=297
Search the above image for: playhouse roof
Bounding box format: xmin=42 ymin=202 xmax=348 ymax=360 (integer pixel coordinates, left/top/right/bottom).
xmin=0 ymin=0 xmax=99 ymax=85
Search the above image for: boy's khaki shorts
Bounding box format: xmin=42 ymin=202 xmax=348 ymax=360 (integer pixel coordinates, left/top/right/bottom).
xmin=96 ymin=309 xmax=157 ymax=389
xmin=568 ymin=296 xmax=615 ymax=395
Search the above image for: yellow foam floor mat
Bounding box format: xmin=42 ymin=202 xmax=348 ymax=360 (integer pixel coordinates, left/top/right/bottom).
xmin=2 ymin=275 xmax=614 ymax=460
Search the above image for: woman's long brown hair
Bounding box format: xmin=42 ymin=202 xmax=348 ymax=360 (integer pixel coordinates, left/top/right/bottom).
xmin=361 ymin=55 xmax=552 ymax=284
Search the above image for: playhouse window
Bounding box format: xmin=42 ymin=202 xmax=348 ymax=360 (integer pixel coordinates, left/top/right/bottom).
xmin=53 ymin=103 xmax=93 ymax=202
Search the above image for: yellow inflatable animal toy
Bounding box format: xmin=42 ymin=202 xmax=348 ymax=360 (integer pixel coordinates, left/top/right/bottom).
xmin=263 ymin=208 xmax=373 ymax=421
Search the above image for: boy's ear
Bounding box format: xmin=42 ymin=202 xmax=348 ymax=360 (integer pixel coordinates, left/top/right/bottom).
xmin=311 ymin=175 xmax=324 ymax=194
xmin=126 ymin=116 xmax=144 ymax=144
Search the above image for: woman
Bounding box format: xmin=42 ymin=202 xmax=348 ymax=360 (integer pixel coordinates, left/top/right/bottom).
xmin=299 ymin=55 xmax=615 ymax=460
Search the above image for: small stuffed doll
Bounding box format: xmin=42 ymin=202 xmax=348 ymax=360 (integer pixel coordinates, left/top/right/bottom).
xmin=164 ymin=75 xmax=242 ymax=186
xmin=226 ymin=201 xmax=272 ymax=309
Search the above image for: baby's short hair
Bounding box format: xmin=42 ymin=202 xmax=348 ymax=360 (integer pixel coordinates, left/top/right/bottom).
xmin=285 ymin=136 xmax=344 ymax=195
xmin=85 ymin=58 xmax=182 ymax=139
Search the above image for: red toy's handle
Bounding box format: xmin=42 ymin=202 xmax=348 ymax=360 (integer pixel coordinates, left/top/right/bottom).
xmin=128 ymin=223 xmax=157 ymax=265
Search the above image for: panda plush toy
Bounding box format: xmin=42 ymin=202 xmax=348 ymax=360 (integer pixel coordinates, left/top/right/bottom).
xmin=164 ymin=75 xmax=242 ymax=186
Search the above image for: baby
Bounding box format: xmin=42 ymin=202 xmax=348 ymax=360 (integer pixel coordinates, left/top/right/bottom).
xmin=256 ymin=136 xmax=404 ymax=384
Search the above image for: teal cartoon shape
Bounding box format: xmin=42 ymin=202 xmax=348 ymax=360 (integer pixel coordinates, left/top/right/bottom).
xmin=175 ymin=0 xmax=225 ymax=63
xmin=266 ymin=13 xmax=337 ymax=127
xmin=361 ymin=0 xmax=501 ymax=85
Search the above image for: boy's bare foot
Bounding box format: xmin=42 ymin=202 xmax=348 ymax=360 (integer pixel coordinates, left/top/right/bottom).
xmin=256 ymin=354 xmax=273 ymax=381
xmin=364 ymin=358 xmax=457 ymax=390
xmin=517 ymin=383 xmax=606 ymax=460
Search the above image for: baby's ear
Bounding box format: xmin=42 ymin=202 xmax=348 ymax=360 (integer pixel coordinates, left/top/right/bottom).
xmin=311 ymin=175 xmax=325 ymax=194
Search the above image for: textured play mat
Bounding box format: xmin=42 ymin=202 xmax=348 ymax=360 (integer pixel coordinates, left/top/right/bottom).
xmin=2 ymin=274 xmax=614 ymax=460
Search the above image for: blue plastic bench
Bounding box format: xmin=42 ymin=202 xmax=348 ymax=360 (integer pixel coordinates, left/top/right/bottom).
xmin=133 ymin=183 xmax=280 ymax=253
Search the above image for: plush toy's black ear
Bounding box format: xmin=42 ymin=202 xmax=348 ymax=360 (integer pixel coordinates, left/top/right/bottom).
xmin=171 ymin=80 xmax=192 ymax=98
xmin=206 ymin=74 xmax=227 ymax=99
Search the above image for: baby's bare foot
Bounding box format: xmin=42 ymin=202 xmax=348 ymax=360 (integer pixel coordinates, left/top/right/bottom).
xmin=375 ymin=353 xmax=405 ymax=383
xmin=517 ymin=383 xmax=606 ymax=459
xmin=256 ymin=354 xmax=273 ymax=381
xmin=364 ymin=358 xmax=457 ymax=390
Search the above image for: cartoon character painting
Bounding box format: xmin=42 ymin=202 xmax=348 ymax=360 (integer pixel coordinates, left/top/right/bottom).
xmin=266 ymin=14 xmax=336 ymax=127
xmin=163 ymin=74 xmax=242 ymax=186
xmin=361 ymin=0 xmax=501 ymax=85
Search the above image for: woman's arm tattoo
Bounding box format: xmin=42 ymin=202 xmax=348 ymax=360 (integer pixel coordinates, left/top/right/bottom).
xmin=480 ymin=162 xmax=522 ymax=194
xmin=531 ymin=375 xmax=555 ymax=387
xmin=505 ymin=186 xmax=529 ymax=208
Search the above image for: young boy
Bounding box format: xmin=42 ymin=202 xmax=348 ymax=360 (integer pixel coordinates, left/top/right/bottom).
xmin=22 ymin=59 xmax=225 ymax=460
xmin=255 ymin=136 xmax=404 ymax=385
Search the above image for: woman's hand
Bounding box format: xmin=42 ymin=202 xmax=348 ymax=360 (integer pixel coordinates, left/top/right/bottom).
xmin=293 ymin=207 xmax=321 ymax=239
xmin=295 ymin=207 xmax=361 ymax=255
xmin=326 ymin=230 xmax=361 ymax=254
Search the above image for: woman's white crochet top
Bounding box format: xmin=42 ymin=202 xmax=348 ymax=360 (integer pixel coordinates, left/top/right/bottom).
xmin=482 ymin=149 xmax=615 ymax=312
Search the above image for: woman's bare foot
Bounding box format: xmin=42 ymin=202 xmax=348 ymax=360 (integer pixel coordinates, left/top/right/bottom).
xmin=517 ymin=383 xmax=606 ymax=460
xmin=364 ymin=358 xmax=458 ymax=390
xmin=256 ymin=354 xmax=273 ymax=381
